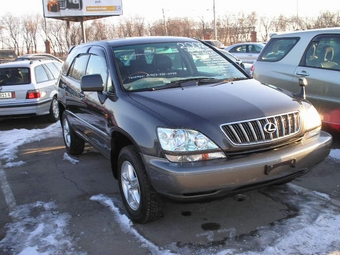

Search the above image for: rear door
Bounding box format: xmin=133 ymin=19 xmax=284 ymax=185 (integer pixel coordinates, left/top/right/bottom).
xmin=295 ymin=34 xmax=340 ymax=125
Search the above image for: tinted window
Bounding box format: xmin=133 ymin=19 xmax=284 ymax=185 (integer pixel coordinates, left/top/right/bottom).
xmin=249 ymin=45 xmax=262 ymax=53
xmin=45 ymin=62 xmax=61 ymax=79
xmin=69 ymin=54 xmax=89 ymax=80
xmin=229 ymin=45 xmax=247 ymax=53
xmin=0 ymin=67 xmax=30 ymax=85
xmin=113 ymin=41 xmax=246 ymax=91
xmin=259 ymin=38 xmax=298 ymax=62
xmin=35 ymin=65 xmax=50 ymax=83
xmin=86 ymin=54 xmax=108 ymax=87
xmin=303 ymin=35 xmax=340 ymax=70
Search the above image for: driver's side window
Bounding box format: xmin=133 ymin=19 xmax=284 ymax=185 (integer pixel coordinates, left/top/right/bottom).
xmin=86 ymin=54 xmax=108 ymax=87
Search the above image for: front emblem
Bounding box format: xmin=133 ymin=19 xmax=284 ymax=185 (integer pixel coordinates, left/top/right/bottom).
xmin=264 ymin=122 xmax=277 ymax=134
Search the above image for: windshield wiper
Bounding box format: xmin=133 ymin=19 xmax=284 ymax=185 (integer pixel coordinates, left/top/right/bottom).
xmin=213 ymin=77 xmax=248 ymax=85
xmin=170 ymin=77 xmax=221 ymax=86
xmin=150 ymin=77 xmax=247 ymax=91
xmin=150 ymin=78 xmax=217 ymax=91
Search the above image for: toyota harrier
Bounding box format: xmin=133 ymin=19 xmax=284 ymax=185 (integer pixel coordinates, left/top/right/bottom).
xmin=58 ymin=36 xmax=332 ymax=223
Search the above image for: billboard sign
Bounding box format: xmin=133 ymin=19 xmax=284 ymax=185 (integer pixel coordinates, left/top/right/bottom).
xmin=43 ymin=0 xmax=123 ymax=20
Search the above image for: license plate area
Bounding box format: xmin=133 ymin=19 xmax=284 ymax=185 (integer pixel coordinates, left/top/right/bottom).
xmin=265 ymin=159 xmax=296 ymax=175
xmin=0 ymin=91 xmax=15 ymax=99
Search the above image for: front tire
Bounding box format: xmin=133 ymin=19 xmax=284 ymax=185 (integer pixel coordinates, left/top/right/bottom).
xmin=118 ymin=145 xmax=164 ymax=223
xmin=62 ymin=113 xmax=85 ymax=155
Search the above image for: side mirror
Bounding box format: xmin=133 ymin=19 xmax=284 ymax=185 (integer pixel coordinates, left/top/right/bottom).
xmin=81 ymin=74 xmax=103 ymax=92
xmin=294 ymin=77 xmax=308 ymax=99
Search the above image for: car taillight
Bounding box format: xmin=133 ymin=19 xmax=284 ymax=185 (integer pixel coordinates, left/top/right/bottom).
xmin=250 ymin=65 xmax=255 ymax=77
xmin=26 ymin=90 xmax=41 ymax=99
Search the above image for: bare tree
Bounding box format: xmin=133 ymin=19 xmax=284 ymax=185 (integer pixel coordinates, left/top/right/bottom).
xmin=314 ymin=11 xmax=340 ymax=28
xmin=1 ymin=13 xmax=22 ymax=55
xmin=43 ymin=19 xmax=68 ymax=55
xmin=149 ymin=19 xmax=166 ymax=36
xmin=86 ymin=19 xmax=111 ymax=41
xmin=22 ymin=14 xmax=41 ymax=54
xmin=1 ymin=9 xmax=340 ymax=56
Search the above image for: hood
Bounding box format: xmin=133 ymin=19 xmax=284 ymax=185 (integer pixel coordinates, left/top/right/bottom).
xmin=129 ymin=79 xmax=302 ymax=129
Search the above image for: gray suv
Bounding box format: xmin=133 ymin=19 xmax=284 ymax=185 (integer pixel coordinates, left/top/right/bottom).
xmin=252 ymin=28 xmax=340 ymax=131
xmin=58 ymin=36 xmax=332 ymax=223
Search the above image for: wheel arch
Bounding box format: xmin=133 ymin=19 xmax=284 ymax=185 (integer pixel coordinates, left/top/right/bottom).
xmin=110 ymin=130 xmax=139 ymax=179
xmin=58 ymin=101 xmax=66 ymax=125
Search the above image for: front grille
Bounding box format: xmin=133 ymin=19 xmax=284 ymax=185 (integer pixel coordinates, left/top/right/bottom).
xmin=221 ymin=111 xmax=301 ymax=145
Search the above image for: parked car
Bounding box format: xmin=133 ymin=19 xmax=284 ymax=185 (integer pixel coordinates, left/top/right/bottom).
xmin=58 ymin=36 xmax=331 ymax=223
xmin=218 ymin=49 xmax=252 ymax=75
xmin=225 ymin=42 xmax=266 ymax=63
xmin=202 ymin=39 xmax=225 ymax=48
xmin=15 ymin=53 xmax=63 ymax=63
xmin=199 ymin=40 xmax=251 ymax=75
xmin=0 ymin=59 xmax=62 ymax=122
xmin=251 ymin=28 xmax=340 ymax=131
xmin=0 ymin=49 xmax=17 ymax=64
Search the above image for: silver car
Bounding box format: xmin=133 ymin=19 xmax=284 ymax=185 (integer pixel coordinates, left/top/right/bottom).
xmin=0 ymin=59 xmax=62 ymax=122
xmin=224 ymin=42 xmax=265 ymax=63
xmin=252 ymin=28 xmax=340 ymax=131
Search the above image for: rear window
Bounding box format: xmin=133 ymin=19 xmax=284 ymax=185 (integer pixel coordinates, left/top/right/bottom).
xmin=0 ymin=67 xmax=30 ymax=85
xmin=258 ymin=38 xmax=299 ymax=62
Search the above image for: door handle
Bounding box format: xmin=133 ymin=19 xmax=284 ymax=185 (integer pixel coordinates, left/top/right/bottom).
xmin=295 ymin=71 xmax=309 ymax=77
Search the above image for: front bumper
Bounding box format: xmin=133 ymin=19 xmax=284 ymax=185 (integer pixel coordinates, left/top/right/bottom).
xmin=143 ymin=131 xmax=332 ymax=200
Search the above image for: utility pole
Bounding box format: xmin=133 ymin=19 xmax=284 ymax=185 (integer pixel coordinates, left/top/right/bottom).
xmin=162 ymin=8 xmax=168 ymax=36
xmin=213 ymin=0 xmax=217 ymax=40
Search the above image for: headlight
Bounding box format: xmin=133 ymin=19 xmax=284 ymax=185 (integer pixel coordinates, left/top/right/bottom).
xmin=157 ymin=128 xmax=226 ymax=162
xmin=304 ymin=105 xmax=321 ymax=137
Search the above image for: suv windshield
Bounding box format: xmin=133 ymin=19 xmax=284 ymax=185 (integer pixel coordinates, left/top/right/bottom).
xmin=113 ymin=41 xmax=247 ymax=91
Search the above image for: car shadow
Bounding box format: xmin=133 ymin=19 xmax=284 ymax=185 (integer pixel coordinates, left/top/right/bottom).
xmin=0 ymin=116 xmax=56 ymax=131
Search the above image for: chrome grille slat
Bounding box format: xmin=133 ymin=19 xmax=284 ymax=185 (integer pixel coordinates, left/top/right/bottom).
xmin=221 ymin=112 xmax=301 ymax=145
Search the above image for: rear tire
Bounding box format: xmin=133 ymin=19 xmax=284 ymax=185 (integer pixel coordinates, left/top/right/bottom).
xmin=118 ymin=145 xmax=164 ymax=223
xmin=47 ymin=96 xmax=60 ymax=122
xmin=62 ymin=113 xmax=85 ymax=155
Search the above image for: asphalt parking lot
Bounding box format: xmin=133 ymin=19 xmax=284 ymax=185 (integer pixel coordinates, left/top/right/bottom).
xmin=0 ymin=116 xmax=340 ymax=255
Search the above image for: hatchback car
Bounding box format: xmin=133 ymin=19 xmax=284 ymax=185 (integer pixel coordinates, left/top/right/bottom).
xmin=252 ymin=28 xmax=340 ymax=130
xmin=0 ymin=59 xmax=62 ymax=122
xmin=225 ymin=42 xmax=265 ymax=63
xmin=58 ymin=36 xmax=331 ymax=223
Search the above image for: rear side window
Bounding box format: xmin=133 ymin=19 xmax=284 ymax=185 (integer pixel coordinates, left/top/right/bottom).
xmin=229 ymin=45 xmax=247 ymax=53
xmin=258 ymin=38 xmax=298 ymax=62
xmin=303 ymin=35 xmax=340 ymax=70
xmin=45 ymin=62 xmax=61 ymax=79
xmin=35 ymin=65 xmax=50 ymax=83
